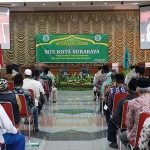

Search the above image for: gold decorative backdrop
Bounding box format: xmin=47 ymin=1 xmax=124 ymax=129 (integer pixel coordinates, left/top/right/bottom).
xmin=4 ymin=10 xmax=150 ymax=66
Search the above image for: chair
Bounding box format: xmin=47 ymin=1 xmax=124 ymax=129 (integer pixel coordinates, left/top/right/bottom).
xmin=119 ymin=100 xmax=129 ymax=150
xmin=7 ymin=81 xmax=14 ymax=91
xmin=0 ymin=102 xmax=19 ymax=149
xmin=112 ymin=93 xmax=128 ymax=114
xmin=17 ymin=94 xmax=32 ymax=140
xmin=17 ymin=94 xmax=40 ymax=147
xmin=80 ymin=68 xmax=90 ymax=75
xmin=60 ymin=69 xmax=69 ymax=76
xmin=43 ymin=80 xmax=49 ymax=95
xmin=127 ymin=111 xmax=150 ymax=150
xmin=43 ymin=80 xmax=50 ymax=99
xmin=0 ymin=102 xmax=16 ymax=126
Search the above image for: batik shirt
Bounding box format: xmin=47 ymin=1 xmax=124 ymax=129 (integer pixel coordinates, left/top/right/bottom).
xmin=106 ymin=86 xmax=127 ymax=113
xmin=126 ymin=94 xmax=150 ymax=142
xmin=139 ymin=117 xmax=150 ymax=150
xmin=11 ymin=87 xmax=34 ymax=112
xmin=40 ymin=74 xmax=52 ymax=91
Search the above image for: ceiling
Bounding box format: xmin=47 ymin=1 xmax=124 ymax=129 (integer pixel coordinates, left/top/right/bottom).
xmin=0 ymin=1 xmax=150 ymax=11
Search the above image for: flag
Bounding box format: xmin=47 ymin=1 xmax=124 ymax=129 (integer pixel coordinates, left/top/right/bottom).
xmin=0 ymin=45 xmax=4 ymax=69
xmin=123 ymin=44 xmax=130 ymax=70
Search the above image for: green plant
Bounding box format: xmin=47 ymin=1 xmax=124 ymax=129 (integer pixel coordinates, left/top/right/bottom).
xmin=121 ymin=69 xmax=130 ymax=77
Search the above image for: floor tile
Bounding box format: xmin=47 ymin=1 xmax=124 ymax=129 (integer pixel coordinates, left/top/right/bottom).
xmin=21 ymin=90 xmax=127 ymax=150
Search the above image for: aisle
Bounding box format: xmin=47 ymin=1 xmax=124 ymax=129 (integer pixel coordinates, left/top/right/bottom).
xmin=24 ymin=91 xmax=126 ymax=150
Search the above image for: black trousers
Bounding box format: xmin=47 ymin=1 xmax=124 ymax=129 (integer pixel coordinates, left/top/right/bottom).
xmin=107 ymin=118 xmax=118 ymax=143
xmin=107 ymin=118 xmax=126 ymax=143
xmin=37 ymin=101 xmax=42 ymax=115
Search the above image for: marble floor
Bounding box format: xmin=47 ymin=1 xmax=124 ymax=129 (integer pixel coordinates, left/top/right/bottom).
xmin=22 ymin=90 xmax=127 ymax=150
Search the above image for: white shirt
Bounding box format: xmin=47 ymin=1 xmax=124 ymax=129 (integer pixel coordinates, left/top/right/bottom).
xmin=33 ymin=79 xmax=45 ymax=95
xmin=125 ymin=69 xmax=136 ymax=85
xmin=0 ymin=105 xmax=17 ymax=143
xmin=23 ymin=78 xmax=40 ymax=106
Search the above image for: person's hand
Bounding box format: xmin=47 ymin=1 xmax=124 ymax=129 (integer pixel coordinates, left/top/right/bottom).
xmin=17 ymin=128 xmax=20 ymax=133
xmin=43 ymin=94 xmax=46 ymax=99
xmin=102 ymin=98 xmax=106 ymax=102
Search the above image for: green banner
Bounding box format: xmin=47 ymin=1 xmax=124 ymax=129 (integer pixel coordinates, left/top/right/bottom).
xmin=36 ymin=34 xmax=108 ymax=63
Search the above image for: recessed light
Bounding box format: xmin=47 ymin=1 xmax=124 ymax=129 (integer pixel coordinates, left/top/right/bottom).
xmin=72 ymin=3 xmax=75 ymax=5
xmin=43 ymin=4 xmax=45 ymax=5
xmin=133 ymin=3 xmax=140 ymax=5
xmin=104 ymin=3 xmax=107 ymax=4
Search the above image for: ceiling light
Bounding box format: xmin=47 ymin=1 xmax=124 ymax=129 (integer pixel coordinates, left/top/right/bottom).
xmin=43 ymin=4 xmax=45 ymax=5
xmin=104 ymin=3 xmax=107 ymax=4
xmin=72 ymin=3 xmax=75 ymax=5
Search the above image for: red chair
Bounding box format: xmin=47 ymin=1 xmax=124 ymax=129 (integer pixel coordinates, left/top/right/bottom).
xmin=127 ymin=111 xmax=150 ymax=150
xmin=121 ymin=100 xmax=129 ymax=129
xmin=0 ymin=102 xmax=19 ymax=148
xmin=28 ymin=89 xmax=35 ymax=101
xmin=7 ymin=81 xmax=14 ymax=91
xmin=17 ymin=94 xmax=33 ymax=142
xmin=43 ymin=80 xmax=50 ymax=102
xmin=0 ymin=102 xmax=19 ymax=128
xmin=43 ymin=80 xmax=49 ymax=95
xmin=112 ymin=93 xmax=128 ymax=114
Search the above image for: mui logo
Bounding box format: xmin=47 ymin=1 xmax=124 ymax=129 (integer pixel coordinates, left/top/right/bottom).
xmin=43 ymin=35 xmax=49 ymax=42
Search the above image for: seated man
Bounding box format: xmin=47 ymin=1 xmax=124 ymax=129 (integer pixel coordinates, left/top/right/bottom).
xmin=138 ymin=117 xmax=150 ymax=150
xmin=138 ymin=66 xmax=148 ymax=78
xmin=106 ymin=74 xmax=127 ymax=123
xmin=107 ymin=78 xmax=138 ymax=149
xmin=4 ymin=68 xmax=14 ymax=81
xmin=120 ymin=78 xmax=150 ymax=147
xmin=0 ymin=79 xmax=21 ymax=125
xmin=31 ymin=70 xmax=46 ymax=107
xmin=38 ymin=68 xmax=57 ymax=103
xmin=12 ymin=74 xmax=39 ymax=133
xmin=0 ymin=104 xmax=25 ymax=150
xmin=23 ymin=69 xmax=42 ymax=115
xmin=40 ymin=68 xmax=52 ymax=102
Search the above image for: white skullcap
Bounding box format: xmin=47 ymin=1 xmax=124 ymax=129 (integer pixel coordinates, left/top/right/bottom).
xmin=24 ymin=69 xmax=32 ymax=75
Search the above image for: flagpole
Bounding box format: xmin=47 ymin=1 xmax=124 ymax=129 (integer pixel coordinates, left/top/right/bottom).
xmin=0 ymin=44 xmax=4 ymax=78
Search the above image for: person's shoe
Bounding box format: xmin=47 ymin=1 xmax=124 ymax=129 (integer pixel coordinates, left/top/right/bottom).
xmin=33 ymin=128 xmax=39 ymax=133
xmin=109 ymin=143 xmax=118 ymax=149
xmin=93 ymin=98 xmax=96 ymax=101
